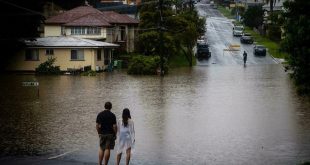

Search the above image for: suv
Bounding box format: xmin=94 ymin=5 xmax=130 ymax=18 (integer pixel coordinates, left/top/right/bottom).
xmin=253 ymin=45 xmax=266 ymax=56
xmin=233 ymin=25 xmax=244 ymax=36
xmin=240 ymin=33 xmax=254 ymax=44
xmin=196 ymin=42 xmax=211 ymax=60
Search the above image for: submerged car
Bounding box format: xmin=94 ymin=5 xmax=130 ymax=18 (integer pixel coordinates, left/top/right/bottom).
xmin=253 ymin=45 xmax=267 ymax=56
xmin=240 ymin=34 xmax=254 ymax=44
xmin=196 ymin=42 xmax=211 ymax=60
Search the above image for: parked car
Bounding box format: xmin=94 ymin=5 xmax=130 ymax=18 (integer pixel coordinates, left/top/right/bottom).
xmin=240 ymin=33 xmax=254 ymax=44
xmin=196 ymin=42 xmax=211 ymax=60
xmin=253 ymin=45 xmax=267 ymax=56
xmin=233 ymin=25 xmax=244 ymax=36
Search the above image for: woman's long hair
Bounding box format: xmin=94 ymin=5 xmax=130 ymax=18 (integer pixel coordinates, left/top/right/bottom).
xmin=122 ymin=108 xmax=131 ymax=127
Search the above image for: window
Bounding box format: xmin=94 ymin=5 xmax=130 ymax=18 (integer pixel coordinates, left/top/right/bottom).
xmin=120 ymin=26 xmax=126 ymax=41
xmin=46 ymin=49 xmax=54 ymax=55
xmin=61 ymin=26 xmax=65 ymax=35
xmin=104 ymin=49 xmax=110 ymax=65
xmin=97 ymin=49 xmax=102 ymax=61
xmin=71 ymin=27 xmax=101 ymax=35
xmin=25 ymin=49 xmax=39 ymax=61
xmin=71 ymin=49 xmax=84 ymax=60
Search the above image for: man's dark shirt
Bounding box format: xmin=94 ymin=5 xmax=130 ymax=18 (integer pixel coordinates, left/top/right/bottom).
xmin=96 ymin=110 xmax=116 ymax=135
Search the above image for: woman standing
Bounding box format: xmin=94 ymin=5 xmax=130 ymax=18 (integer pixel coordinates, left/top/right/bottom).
xmin=116 ymin=108 xmax=135 ymax=165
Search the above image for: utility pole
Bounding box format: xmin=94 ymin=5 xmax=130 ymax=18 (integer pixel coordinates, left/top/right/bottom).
xmin=159 ymin=0 xmax=164 ymax=76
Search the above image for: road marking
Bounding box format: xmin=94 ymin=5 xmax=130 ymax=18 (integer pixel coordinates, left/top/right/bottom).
xmin=48 ymin=149 xmax=78 ymax=160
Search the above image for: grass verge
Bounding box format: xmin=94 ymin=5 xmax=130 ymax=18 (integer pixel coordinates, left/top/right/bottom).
xmin=244 ymin=27 xmax=288 ymax=59
xmin=168 ymin=51 xmax=196 ymax=68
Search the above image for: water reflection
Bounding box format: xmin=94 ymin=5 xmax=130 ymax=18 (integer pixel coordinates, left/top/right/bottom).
xmin=0 ymin=65 xmax=309 ymax=164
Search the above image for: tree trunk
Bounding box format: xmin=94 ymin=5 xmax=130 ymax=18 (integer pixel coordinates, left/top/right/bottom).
xmin=269 ymin=0 xmax=274 ymax=14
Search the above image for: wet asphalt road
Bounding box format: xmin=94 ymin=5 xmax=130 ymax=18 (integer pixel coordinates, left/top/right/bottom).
xmin=1 ymin=2 xmax=310 ymax=165
xmin=195 ymin=2 xmax=278 ymax=66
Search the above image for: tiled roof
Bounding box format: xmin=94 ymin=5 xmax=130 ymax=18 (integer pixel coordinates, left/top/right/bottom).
xmin=45 ymin=6 xmax=110 ymax=26
xmin=45 ymin=5 xmax=139 ymax=26
xmin=102 ymin=11 xmax=139 ymax=24
xmin=25 ymin=36 xmax=119 ymax=48
xmin=64 ymin=13 xmax=110 ymax=26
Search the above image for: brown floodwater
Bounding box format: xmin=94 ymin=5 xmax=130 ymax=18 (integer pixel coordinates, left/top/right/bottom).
xmin=0 ymin=65 xmax=309 ymax=164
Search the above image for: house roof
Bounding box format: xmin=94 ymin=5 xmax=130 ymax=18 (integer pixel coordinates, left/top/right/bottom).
xmin=102 ymin=11 xmax=139 ymax=24
xmin=45 ymin=5 xmax=139 ymax=26
xmin=64 ymin=13 xmax=111 ymax=26
xmin=25 ymin=36 xmax=119 ymax=48
xmin=45 ymin=6 xmax=111 ymax=26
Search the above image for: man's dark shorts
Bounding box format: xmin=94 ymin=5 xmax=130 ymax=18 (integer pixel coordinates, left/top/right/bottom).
xmin=99 ymin=134 xmax=115 ymax=150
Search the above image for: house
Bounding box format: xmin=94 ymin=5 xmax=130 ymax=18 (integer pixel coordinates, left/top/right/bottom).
xmin=44 ymin=5 xmax=139 ymax=53
xmin=101 ymin=11 xmax=138 ymax=52
xmin=7 ymin=36 xmax=118 ymax=72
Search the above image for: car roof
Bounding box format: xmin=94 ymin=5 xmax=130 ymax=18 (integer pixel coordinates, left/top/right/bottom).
xmin=256 ymin=45 xmax=265 ymax=48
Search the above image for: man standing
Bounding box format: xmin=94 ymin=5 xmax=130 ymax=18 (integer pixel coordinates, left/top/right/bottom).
xmin=243 ymin=51 xmax=247 ymax=65
xmin=96 ymin=102 xmax=117 ymax=165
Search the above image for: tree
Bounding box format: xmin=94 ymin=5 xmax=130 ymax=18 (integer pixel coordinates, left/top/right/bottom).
xmin=242 ymin=5 xmax=264 ymax=28
xmin=138 ymin=0 xmax=205 ymax=67
xmin=173 ymin=10 xmax=205 ymax=67
xmin=281 ymin=0 xmax=310 ymax=95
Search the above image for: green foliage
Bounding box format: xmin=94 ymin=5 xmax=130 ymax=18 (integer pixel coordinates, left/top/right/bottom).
xmin=169 ymin=49 xmax=196 ymax=68
xmin=137 ymin=0 xmax=205 ymax=67
xmin=281 ymin=0 xmax=310 ymax=95
xmin=267 ymin=24 xmax=281 ymax=41
xmin=128 ymin=55 xmax=168 ymax=75
xmin=81 ymin=70 xmax=97 ymax=76
xmin=35 ymin=58 xmax=61 ymax=75
xmin=267 ymin=12 xmax=283 ymax=41
xmin=242 ymin=5 xmax=264 ymax=28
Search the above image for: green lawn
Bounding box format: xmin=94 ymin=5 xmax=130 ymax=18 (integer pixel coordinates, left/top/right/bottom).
xmin=168 ymin=51 xmax=196 ymax=68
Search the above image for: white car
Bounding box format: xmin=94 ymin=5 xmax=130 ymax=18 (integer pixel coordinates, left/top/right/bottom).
xmin=233 ymin=25 xmax=244 ymax=37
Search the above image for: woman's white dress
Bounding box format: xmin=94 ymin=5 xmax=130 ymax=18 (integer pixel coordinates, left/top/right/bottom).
xmin=117 ymin=119 xmax=135 ymax=154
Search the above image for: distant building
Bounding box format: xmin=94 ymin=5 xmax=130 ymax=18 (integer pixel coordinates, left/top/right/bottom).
xmin=262 ymin=0 xmax=286 ymax=11
xmin=236 ymin=0 xmax=264 ymax=9
xmin=99 ymin=0 xmax=141 ymax=5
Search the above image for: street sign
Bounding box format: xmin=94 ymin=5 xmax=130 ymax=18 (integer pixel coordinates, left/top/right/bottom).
xmin=22 ymin=81 xmax=39 ymax=87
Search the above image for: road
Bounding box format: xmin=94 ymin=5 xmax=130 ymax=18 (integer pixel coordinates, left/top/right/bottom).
xmin=1 ymin=2 xmax=310 ymax=165
xmin=195 ymin=1 xmax=278 ymax=66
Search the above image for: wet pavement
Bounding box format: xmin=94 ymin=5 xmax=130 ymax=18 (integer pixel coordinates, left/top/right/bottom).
xmin=1 ymin=2 xmax=310 ymax=165
xmin=196 ymin=1 xmax=278 ymax=66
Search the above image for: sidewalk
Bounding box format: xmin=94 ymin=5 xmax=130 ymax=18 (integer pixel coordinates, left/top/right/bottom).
xmin=0 ymin=156 xmax=96 ymax=165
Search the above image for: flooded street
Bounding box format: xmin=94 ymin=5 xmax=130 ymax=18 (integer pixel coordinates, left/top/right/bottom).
xmin=1 ymin=65 xmax=310 ymax=164
xmin=1 ymin=1 xmax=310 ymax=165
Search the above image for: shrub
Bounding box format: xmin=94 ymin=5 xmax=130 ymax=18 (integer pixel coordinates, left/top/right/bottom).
xmin=35 ymin=57 xmax=60 ymax=75
xmin=267 ymin=24 xmax=281 ymax=41
xmin=81 ymin=70 xmax=97 ymax=76
xmin=127 ymin=55 xmax=168 ymax=75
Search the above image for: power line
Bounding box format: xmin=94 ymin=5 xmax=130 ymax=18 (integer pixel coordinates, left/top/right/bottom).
xmin=0 ymin=0 xmax=44 ymax=16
